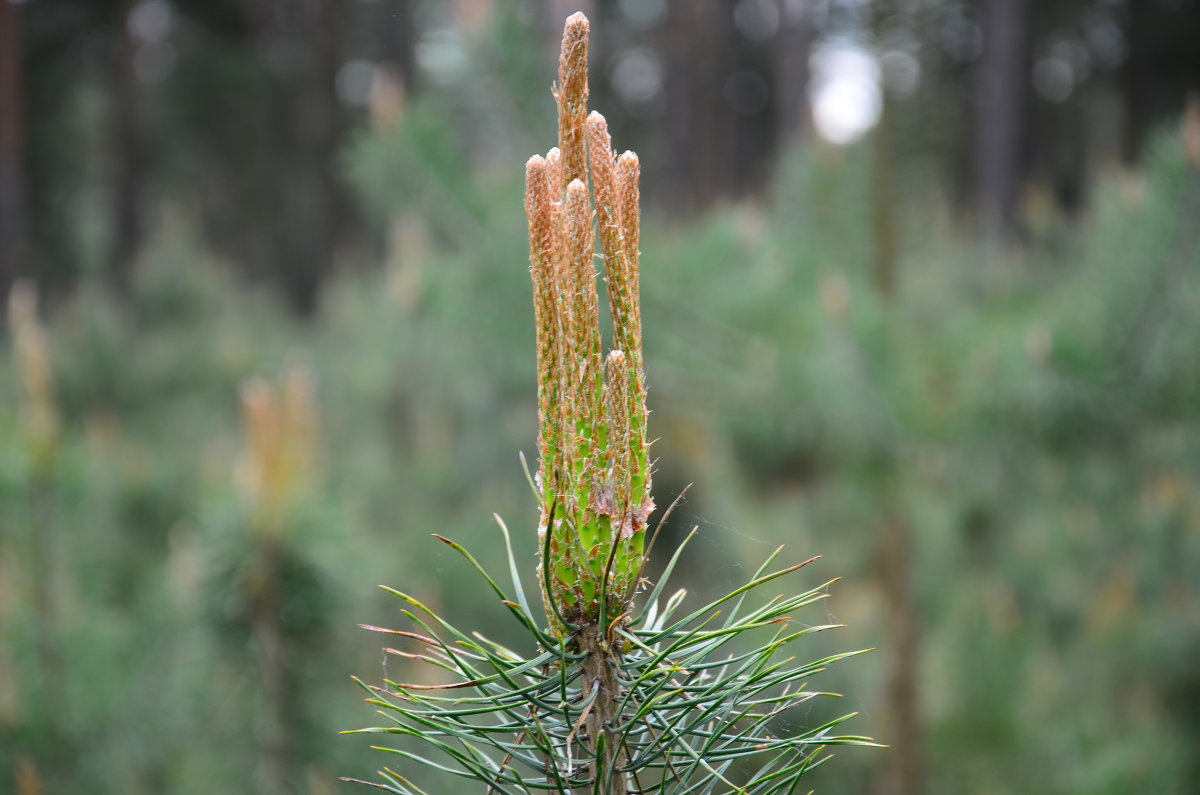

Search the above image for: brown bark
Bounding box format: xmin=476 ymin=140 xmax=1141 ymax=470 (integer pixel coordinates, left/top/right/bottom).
xmin=573 ymin=623 xmax=630 ymax=794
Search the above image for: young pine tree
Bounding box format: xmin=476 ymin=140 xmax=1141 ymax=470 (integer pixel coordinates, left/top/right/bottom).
xmin=346 ymin=14 xmax=872 ymax=794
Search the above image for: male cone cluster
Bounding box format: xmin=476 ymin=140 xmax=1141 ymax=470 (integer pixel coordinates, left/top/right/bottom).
xmin=525 ymin=12 xmax=653 ymax=635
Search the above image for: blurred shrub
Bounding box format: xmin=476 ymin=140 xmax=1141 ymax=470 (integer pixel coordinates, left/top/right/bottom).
xmin=2 ymin=94 xmax=1198 ymax=794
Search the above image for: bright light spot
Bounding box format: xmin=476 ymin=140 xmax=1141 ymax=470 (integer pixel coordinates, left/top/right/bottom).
xmin=416 ymin=29 xmax=467 ymax=83
xmin=612 ymin=48 xmax=666 ymax=119
xmin=1033 ymin=58 xmax=1073 ymax=103
xmin=1084 ymin=14 xmax=1126 ymax=68
xmin=1051 ymin=37 xmax=1091 ymax=84
xmin=880 ymin=49 xmax=921 ymax=96
xmin=734 ymin=0 xmax=780 ymax=42
xmin=128 ymin=0 xmax=173 ymax=44
xmin=809 ymin=43 xmax=881 ymax=145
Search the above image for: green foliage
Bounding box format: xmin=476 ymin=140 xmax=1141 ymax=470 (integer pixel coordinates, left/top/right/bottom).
xmin=346 ymin=526 xmax=869 ymax=794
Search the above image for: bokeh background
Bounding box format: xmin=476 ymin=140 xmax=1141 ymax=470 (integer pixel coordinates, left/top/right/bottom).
xmin=2 ymin=0 xmax=1200 ymax=793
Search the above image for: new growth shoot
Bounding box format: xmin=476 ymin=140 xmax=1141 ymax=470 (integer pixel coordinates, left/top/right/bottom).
xmin=526 ymin=12 xmax=653 ymax=637
xmin=345 ymin=14 xmax=872 ymax=795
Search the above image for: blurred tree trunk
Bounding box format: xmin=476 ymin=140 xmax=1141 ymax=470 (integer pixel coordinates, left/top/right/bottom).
xmin=254 ymin=539 xmax=291 ymax=795
xmin=238 ymin=0 xmax=343 ymax=315
xmin=871 ymin=6 xmax=921 ymax=792
xmin=299 ymin=0 xmax=344 ymax=316
xmin=112 ymin=0 xmax=145 ymax=291
xmin=29 ymin=478 xmax=62 ymax=725
xmin=378 ymin=0 xmax=418 ymax=97
xmin=700 ymin=2 xmax=734 ymax=203
xmin=727 ymin=7 xmax=770 ymax=198
xmin=1120 ymin=0 xmax=1150 ymax=166
xmin=660 ymin=0 xmax=728 ymax=209
xmin=974 ymin=0 xmax=1029 ymax=241
xmin=774 ymin=0 xmax=814 ymax=144
xmin=877 ymin=507 xmax=920 ymax=795
xmin=871 ymin=81 xmax=897 ymax=297
xmin=0 ymin=0 xmax=24 ymax=299
xmin=660 ymin=0 xmax=699 ymax=211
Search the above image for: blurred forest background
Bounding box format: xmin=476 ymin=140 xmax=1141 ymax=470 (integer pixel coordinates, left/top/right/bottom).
xmin=2 ymin=0 xmax=1200 ymax=793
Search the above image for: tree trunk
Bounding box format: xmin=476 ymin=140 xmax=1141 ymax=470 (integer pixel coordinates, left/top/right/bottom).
xmin=660 ymin=0 xmax=729 ymax=210
xmin=974 ymin=0 xmax=1029 ymax=242
xmin=870 ymin=60 xmax=897 ymax=297
xmin=29 ymin=478 xmax=61 ymax=719
xmin=573 ymin=624 xmax=630 ymax=794
xmin=1120 ymin=0 xmax=1151 ymax=166
xmin=0 ymin=0 xmax=24 ymax=299
xmin=877 ymin=507 xmax=921 ymax=795
xmin=660 ymin=0 xmax=699 ymax=211
xmin=112 ymin=0 xmax=145 ymax=291
xmin=302 ymin=0 xmax=343 ymax=315
xmin=253 ymin=537 xmax=291 ymax=795
xmin=378 ymin=0 xmax=418 ymax=96
xmin=774 ymin=0 xmax=814 ymax=144
xmin=871 ymin=8 xmax=919 ymax=790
